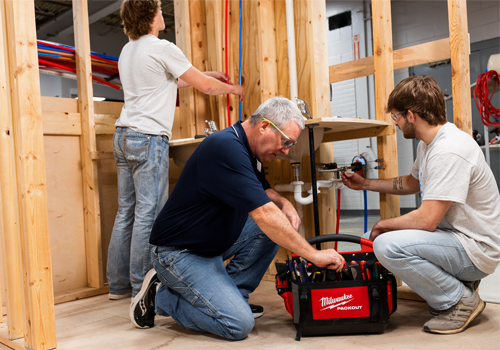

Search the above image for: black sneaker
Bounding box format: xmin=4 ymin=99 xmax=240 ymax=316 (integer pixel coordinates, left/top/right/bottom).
xmin=130 ymin=269 xmax=159 ymax=328
xmin=250 ymin=304 xmax=264 ymax=319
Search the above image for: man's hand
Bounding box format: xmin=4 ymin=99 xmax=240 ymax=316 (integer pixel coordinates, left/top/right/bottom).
xmin=309 ymin=249 xmax=345 ymax=273
xmin=341 ymin=171 xmax=366 ymax=190
xmin=204 ymin=71 xmax=232 ymax=84
xmin=369 ymin=221 xmax=387 ymax=241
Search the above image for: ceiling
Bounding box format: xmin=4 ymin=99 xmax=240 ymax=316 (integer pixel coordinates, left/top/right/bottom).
xmin=35 ymin=0 xmax=175 ymax=39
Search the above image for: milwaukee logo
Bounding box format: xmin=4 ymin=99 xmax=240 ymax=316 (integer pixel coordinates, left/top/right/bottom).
xmin=320 ymin=294 xmax=363 ymax=311
xmin=320 ymin=294 xmax=353 ymax=309
xmin=312 ymin=287 xmax=369 ymax=319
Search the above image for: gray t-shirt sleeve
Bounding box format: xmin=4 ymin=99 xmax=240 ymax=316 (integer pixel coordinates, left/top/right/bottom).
xmin=422 ymin=153 xmax=471 ymax=204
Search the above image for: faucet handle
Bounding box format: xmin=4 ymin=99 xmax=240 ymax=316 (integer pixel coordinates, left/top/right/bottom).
xmin=295 ymin=97 xmax=312 ymax=119
xmin=204 ymin=120 xmax=218 ymax=134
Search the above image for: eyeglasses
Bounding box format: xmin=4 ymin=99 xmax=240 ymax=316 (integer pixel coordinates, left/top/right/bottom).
xmin=262 ymin=117 xmax=297 ymax=149
xmin=391 ymin=111 xmax=404 ymax=122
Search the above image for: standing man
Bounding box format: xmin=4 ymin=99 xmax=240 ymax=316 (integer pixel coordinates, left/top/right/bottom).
xmin=342 ymin=75 xmax=500 ymax=334
xmin=107 ymin=0 xmax=244 ymax=300
xmin=130 ymin=97 xmax=345 ymax=340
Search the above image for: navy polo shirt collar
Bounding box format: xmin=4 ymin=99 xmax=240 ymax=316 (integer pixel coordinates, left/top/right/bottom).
xmin=232 ymin=121 xmax=261 ymax=166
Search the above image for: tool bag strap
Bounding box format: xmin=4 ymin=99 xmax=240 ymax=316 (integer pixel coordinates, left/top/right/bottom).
xmin=295 ymin=288 xmax=309 ymax=341
xmin=370 ymin=285 xmax=380 ymax=322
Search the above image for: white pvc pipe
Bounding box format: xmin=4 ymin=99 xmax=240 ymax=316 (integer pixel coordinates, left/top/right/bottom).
xmin=285 ymin=0 xmax=298 ymax=101
xmin=293 ymin=182 xmax=314 ymax=206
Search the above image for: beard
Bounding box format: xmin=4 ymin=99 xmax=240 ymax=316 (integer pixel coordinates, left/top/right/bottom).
xmin=401 ymin=120 xmax=416 ymax=139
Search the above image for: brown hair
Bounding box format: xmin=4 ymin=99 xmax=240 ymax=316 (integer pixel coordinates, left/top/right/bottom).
xmin=120 ymin=0 xmax=161 ymax=40
xmin=386 ymin=75 xmax=447 ymax=125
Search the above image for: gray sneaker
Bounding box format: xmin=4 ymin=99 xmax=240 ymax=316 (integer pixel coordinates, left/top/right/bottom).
xmin=427 ymin=280 xmax=482 ymax=316
xmin=423 ymin=290 xmax=485 ymax=334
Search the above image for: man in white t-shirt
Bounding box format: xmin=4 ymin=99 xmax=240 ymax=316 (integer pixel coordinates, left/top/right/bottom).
xmin=341 ymin=75 xmax=500 ymax=334
xmin=107 ymin=0 xmax=244 ymax=301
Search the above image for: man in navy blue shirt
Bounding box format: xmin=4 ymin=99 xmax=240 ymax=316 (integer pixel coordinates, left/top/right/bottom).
xmin=130 ymin=97 xmax=345 ymax=339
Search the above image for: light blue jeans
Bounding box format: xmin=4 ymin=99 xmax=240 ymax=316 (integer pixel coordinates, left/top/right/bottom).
xmin=107 ymin=127 xmax=170 ymax=297
xmin=151 ymin=216 xmax=280 ymax=340
xmin=370 ymin=229 xmax=488 ymax=310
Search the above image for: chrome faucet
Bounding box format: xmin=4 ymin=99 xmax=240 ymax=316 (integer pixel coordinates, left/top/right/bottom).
xmin=295 ymin=97 xmax=312 ymax=119
xmin=204 ymin=120 xmax=218 ymax=134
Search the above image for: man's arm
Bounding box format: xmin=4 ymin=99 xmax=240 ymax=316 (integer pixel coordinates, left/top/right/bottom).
xmin=341 ymin=172 xmax=420 ymax=195
xmin=265 ymin=188 xmax=300 ymax=230
xmin=177 ymin=67 xmax=244 ymax=102
xmin=249 ymin=202 xmax=345 ymax=272
xmin=369 ymin=199 xmax=452 ymax=240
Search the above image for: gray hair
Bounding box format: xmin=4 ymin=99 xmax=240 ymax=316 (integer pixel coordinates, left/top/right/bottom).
xmin=247 ymin=96 xmax=305 ymax=131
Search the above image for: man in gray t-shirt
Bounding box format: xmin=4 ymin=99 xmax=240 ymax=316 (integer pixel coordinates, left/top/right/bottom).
xmin=342 ymin=75 xmax=500 ymax=335
xmin=107 ymin=0 xmax=244 ymax=302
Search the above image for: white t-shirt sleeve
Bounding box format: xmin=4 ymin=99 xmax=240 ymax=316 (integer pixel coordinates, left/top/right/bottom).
xmin=159 ymin=43 xmax=192 ymax=80
xmin=422 ymin=153 xmax=471 ymax=204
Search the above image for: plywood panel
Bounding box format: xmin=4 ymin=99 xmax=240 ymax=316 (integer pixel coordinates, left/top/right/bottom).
xmin=44 ymin=136 xmax=88 ymax=293
xmin=95 ymin=134 xmax=117 ymax=284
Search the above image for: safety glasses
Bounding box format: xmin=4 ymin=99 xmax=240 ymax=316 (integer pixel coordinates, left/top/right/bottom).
xmin=262 ymin=117 xmax=297 ymax=149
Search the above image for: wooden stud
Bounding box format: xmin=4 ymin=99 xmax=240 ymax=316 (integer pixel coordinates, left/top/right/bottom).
xmin=448 ymin=0 xmax=472 ymax=134
xmin=175 ymin=0 xmax=196 ymax=138
xmin=329 ymin=38 xmax=452 ymax=83
xmin=372 ymin=0 xmax=400 ymax=221
xmin=0 ymin=0 xmax=24 ymax=340
xmin=73 ymin=0 xmax=104 ymax=289
xmin=205 ymin=0 xmax=227 ymax=129
xmin=256 ymin=0 xmax=278 ymax=101
xmin=189 ymin=0 xmax=211 ymax=135
xmin=4 ymin=0 xmax=57 ymax=348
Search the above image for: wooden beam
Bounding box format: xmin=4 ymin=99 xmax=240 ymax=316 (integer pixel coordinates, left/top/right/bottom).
xmin=205 ymin=0 xmax=227 ymax=129
xmin=372 ymin=0 xmax=400 ymax=221
xmin=73 ymin=0 xmax=103 ymax=289
xmin=175 ymin=0 xmax=196 ymax=138
xmin=4 ymin=0 xmax=57 ymax=348
xmin=448 ymin=0 xmax=471 ymax=134
xmin=189 ymin=0 xmax=211 ymax=134
xmin=257 ymin=0 xmax=278 ymax=101
xmin=0 ymin=0 xmax=23 ymax=340
xmin=329 ymin=38 xmax=451 ymax=83
xmin=54 ymin=286 xmax=110 ymax=304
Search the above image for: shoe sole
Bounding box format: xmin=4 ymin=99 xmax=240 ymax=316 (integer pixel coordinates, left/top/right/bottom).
xmin=424 ymin=300 xmax=486 ymax=334
xmin=129 ymin=269 xmax=158 ymax=329
xmin=253 ymin=312 xmax=263 ymax=319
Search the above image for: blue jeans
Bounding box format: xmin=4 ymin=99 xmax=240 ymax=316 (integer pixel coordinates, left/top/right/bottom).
xmin=371 ymin=229 xmax=488 ymax=310
xmin=151 ymin=216 xmax=279 ymax=340
xmin=107 ymin=127 xmax=170 ymax=296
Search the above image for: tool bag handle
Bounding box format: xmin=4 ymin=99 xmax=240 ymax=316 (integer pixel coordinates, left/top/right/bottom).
xmin=306 ymin=234 xmax=373 ymax=253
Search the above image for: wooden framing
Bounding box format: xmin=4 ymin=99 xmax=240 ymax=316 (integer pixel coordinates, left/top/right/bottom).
xmin=0 ymin=0 xmax=472 ymax=348
xmin=73 ymin=0 xmax=103 ymax=290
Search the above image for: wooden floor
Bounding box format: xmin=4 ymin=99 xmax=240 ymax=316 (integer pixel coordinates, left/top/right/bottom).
xmin=1 ymin=280 xmax=499 ymax=350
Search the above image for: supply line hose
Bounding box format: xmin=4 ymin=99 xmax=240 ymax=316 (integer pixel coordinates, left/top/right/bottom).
xmin=474 ymin=70 xmax=500 ymax=127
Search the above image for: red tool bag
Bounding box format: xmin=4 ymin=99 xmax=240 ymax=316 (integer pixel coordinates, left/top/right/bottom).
xmin=275 ymin=234 xmax=398 ymax=340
